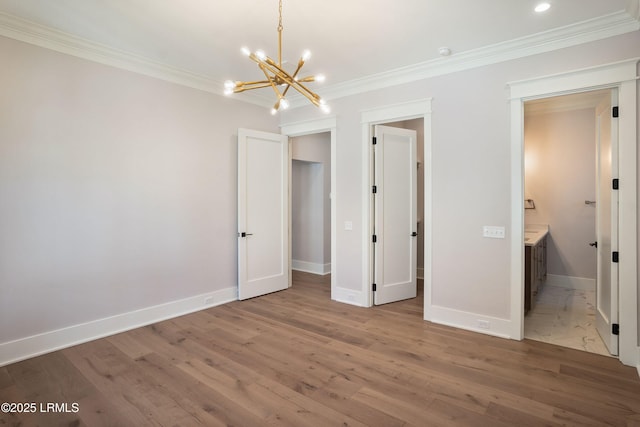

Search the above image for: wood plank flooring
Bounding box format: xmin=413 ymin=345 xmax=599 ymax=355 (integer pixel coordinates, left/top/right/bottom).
xmin=2 ymin=271 xmax=640 ymax=426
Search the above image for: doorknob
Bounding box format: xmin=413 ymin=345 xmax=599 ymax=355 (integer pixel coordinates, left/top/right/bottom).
xmin=589 ymin=241 xmax=597 ymax=248
xmin=239 ymin=232 xmax=254 ymax=238
xmin=411 ymin=232 xmax=418 ymax=237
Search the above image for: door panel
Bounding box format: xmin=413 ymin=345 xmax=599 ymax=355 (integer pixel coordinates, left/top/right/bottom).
xmin=238 ymin=128 xmax=289 ymax=300
xmin=373 ymin=125 xmax=417 ymax=305
xmin=595 ymin=90 xmax=619 ymax=355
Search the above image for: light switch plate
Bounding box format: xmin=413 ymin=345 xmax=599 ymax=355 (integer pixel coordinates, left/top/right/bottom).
xmin=483 ymin=226 xmax=505 ymax=239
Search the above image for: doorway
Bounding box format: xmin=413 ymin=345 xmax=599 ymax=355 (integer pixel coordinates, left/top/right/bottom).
xmin=291 ymin=132 xmax=332 ymax=277
xmin=281 ymin=117 xmax=337 ymax=299
xmin=372 ymin=120 xmax=424 ymax=305
xmin=360 ymin=99 xmax=432 ymax=309
xmin=508 ymin=58 xmax=637 ymax=367
xmin=522 ymin=89 xmax=614 ymax=356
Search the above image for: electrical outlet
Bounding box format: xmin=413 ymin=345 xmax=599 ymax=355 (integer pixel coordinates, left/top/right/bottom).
xmin=477 ymin=320 xmax=490 ymax=330
xmin=483 ymin=226 xmax=505 ymax=239
xmin=344 ymin=221 xmax=353 ymax=231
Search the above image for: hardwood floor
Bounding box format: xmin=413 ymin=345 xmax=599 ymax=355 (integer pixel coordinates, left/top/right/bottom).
xmin=2 ymin=271 xmax=639 ymax=426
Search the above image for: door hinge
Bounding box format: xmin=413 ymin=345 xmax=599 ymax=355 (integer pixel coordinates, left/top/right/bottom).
xmin=612 ymin=251 xmax=619 ymax=263
xmin=372 ymin=136 xmax=377 ymax=145
xmin=612 ymin=323 xmax=619 ymax=335
xmin=372 ymin=185 xmax=377 ymax=194
xmin=612 ymin=106 xmax=619 ymax=118
xmin=372 ymin=234 xmax=377 ymax=243
xmin=612 ymin=179 xmax=619 ymax=190
xmin=372 ymin=283 xmax=377 ymax=292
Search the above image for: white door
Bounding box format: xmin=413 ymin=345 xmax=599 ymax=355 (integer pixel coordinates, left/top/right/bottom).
xmin=595 ymin=90 xmax=619 ymax=355
xmin=373 ymin=125 xmax=417 ymax=305
xmin=237 ymin=128 xmax=289 ymax=300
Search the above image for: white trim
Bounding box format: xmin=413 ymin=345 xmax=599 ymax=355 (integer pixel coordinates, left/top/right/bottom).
xmin=545 ymin=274 xmax=596 ymax=291
xmin=508 ymin=58 xmax=640 ymax=100
xmin=508 ymin=58 xmax=639 ymax=367
xmin=1 ymin=10 xmax=637 ymax=109
xmin=360 ymin=99 xmax=433 ymax=308
xmin=428 ymin=305 xmax=512 ymax=339
xmin=332 ymin=286 xmax=367 ymax=307
xmin=280 ymin=117 xmax=338 ymax=301
xmin=292 ymin=260 xmax=331 ymax=275
xmin=0 ymin=286 xmax=236 ymax=367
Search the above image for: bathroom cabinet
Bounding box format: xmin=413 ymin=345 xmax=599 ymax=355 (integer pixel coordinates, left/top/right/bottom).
xmin=525 ymin=234 xmax=547 ymax=314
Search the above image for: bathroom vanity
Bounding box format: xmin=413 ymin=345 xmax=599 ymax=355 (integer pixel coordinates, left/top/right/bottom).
xmin=524 ymin=225 xmax=548 ymax=314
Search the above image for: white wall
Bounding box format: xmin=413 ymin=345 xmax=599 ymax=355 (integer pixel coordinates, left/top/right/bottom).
xmin=280 ymin=31 xmax=640 ymax=337
xmin=0 ymin=35 xmax=278 ymax=363
xmin=524 ymin=108 xmax=597 ymax=282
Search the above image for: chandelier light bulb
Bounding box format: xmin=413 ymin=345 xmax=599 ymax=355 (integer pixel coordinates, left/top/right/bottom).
xmin=315 ymin=74 xmax=326 ymax=83
xmin=280 ymin=98 xmax=290 ymax=109
xmin=224 ymin=80 xmax=236 ymax=89
xmin=256 ymin=50 xmax=267 ymax=60
xmin=241 ymin=46 xmax=251 ymax=57
xmin=302 ymin=50 xmax=311 ymax=61
xmin=271 ymin=108 xmax=278 ymax=115
xmin=319 ymin=98 xmax=330 ymax=113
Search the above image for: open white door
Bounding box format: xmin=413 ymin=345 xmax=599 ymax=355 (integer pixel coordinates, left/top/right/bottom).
xmin=595 ymin=91 xmax=619 ymax=355
xmin=373 ymin=125 xmax=417 ymax=305
xmin=237 ymin=128 xmax=289 ymax=300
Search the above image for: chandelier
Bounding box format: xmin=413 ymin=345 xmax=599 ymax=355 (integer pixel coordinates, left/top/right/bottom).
xmin=223 ymin=0 xmax=329 ymax=115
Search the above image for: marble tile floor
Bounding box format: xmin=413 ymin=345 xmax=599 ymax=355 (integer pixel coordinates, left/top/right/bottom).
xmin=524 ymin=284 xmax=611 ymax=356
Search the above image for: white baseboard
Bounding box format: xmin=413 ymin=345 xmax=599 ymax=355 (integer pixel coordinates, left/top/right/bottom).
xmin=292 ymin=259 xmax=331 ymax=275
xmin=425 ymin=305 xmax=512 ymax=339
xmin=0 ymin=286 xmax=237 ymax=367
xmin=545 ymin=274 xmax=595 ymax=291
xmin=332 ymin=286 xmax=367 ymax=307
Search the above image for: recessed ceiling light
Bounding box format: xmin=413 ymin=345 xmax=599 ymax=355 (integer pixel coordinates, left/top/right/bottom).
xmin=535 ymin=2 xmax=551 ymax=13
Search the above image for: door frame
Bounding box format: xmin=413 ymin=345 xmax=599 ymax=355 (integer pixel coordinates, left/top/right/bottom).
xmin=280 ymin=117 xmax=337 ymax=299
xmin=361 ymin=99 xmax=433 ymax=308
xmin=508 ymin=59 xmax=638 ymax=367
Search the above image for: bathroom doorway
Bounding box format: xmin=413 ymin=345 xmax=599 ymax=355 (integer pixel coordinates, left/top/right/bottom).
xmin=523 ymin=89 xmax=616 ymax=356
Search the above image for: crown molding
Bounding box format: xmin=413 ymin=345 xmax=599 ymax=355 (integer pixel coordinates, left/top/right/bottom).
xmin=0 ymin=12 xmax=273 ymax=108
xmin=0 ymin=9 xmax=638 ymax=111
xmin=298 ymin=10 xmax=640 ymax=107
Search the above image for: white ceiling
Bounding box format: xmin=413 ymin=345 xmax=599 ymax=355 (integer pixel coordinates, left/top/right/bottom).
xmin=0 ymin=0 xmax=637 ymax=106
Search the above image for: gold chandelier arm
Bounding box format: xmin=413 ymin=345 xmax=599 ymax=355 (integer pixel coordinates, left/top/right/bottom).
xmin=233 ymin=82 xmax=273 ymax=93
xmin=236 ymin=79 xmax=271 ymax=87
xmin=258 ymin=63 xmax=284 ymax=100
xmin=255 ymin=59 xmax=322 ymax=106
